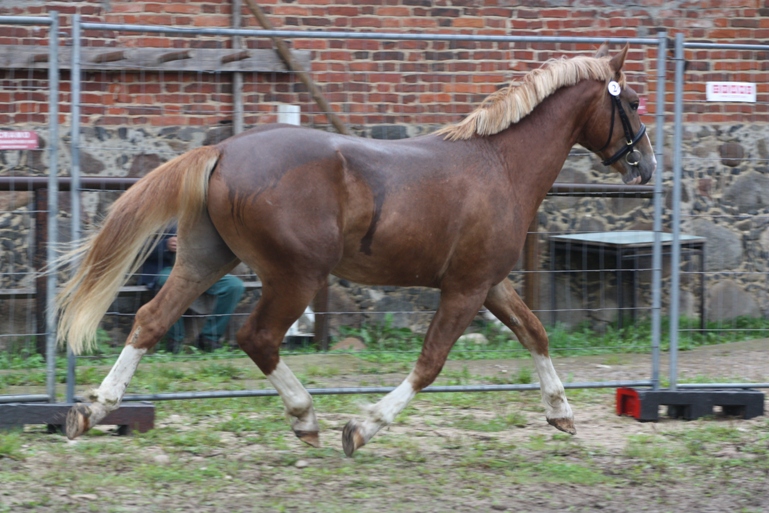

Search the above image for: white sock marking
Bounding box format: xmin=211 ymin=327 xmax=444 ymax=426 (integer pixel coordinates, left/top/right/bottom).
xmin=267 ymin=360 xmax=316 ymax=431
xmin=359 ymin=372 xmax=418 ymax=443
xmin=532 ymin=353 xmax=572 ymax=419
xmin=89 ymin=344 xmax=146 ymax=408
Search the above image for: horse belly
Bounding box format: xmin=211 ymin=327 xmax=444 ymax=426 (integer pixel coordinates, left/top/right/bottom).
xmin=332 ymin=226 xmax=456 ymax=288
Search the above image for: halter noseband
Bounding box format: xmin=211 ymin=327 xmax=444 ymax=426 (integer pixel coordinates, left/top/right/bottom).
xmin=597 ymin=81 xmax=646 ymax=167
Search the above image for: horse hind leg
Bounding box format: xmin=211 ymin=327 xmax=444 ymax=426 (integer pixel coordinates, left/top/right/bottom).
xmin=484 ymin=279 xmax=575 ymax=435
xmin=236 ymin=279 xmax=326 ymax=448
xmin=66 ymin=215 xmax=239 ymax=439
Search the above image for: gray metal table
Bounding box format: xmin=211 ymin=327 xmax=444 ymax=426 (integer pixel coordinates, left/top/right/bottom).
xmin=549 ymin=231 xmax=706 ymax=330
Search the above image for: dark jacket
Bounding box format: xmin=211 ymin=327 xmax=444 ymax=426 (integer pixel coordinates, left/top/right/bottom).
xmin=137 ymin=226 xmax=177 ymax=289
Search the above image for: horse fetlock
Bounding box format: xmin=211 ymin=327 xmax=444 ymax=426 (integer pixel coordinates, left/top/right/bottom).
xmin=289 ymin=411 xmax=318 ymax=434
xmin=542 ymin=388 xmax=571 ymax=413
xmin=285 ymin=394 xmax=314 ymax=418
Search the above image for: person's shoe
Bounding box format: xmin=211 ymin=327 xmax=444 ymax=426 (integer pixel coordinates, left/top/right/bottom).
xmin=166 ymin=338 xmax=184 ymax=354
xmin=197 ymin=334 xmax=221 ymax=352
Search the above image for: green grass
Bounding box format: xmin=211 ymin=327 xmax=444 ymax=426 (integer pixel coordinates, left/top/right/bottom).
xmin=0 ymin=431 xmax=25 ymax=461
xmin=452 ymin=411 xmax=528 ymax=432
xmin=2 ymin=315 xmax=768 ymax=384
xmin=339 ymin=314 xmax=769 ymax=363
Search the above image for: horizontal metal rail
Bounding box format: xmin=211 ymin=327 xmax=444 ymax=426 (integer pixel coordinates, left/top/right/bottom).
xmin=115 ymin=380 xmax=653 ymax=402
xmin=0 ymin=176 xmax=138 ymax=191
xmin=684 ymin=42 xmax=769 ymax=51
xmin=0 ymin=176 xmax=655 ymax=197
xmin=0 ymin=16 xmax=54 ymax=26
xmin=0 ymin=395 xmax=51 ymax=404
xmin=81 ymin=23 xmax=659 ymax=46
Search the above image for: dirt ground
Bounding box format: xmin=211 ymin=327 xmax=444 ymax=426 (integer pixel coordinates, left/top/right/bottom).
xmin=1 ymin=340 xmax=768 ymax=513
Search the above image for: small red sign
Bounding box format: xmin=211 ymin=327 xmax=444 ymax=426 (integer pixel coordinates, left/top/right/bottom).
xmin=637 ymin=97 xmax=647 ymax=116
xmin=0 ymin=131 xmax=39 ymax=150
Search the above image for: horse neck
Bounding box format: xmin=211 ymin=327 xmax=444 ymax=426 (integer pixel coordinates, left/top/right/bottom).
xmin=489 ymin=80 xmax=599 ymax=216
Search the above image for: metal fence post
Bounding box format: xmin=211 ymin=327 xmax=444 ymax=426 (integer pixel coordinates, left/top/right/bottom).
xmin=669 ymin=33 xmax=686 ymax=392
xmin=651 ymin=32 xmax=667 ymax=391
xmin=66 ymin=14 xmax=82 ymax=403
xmin=45 ymin=11 xmax=60 ymax=403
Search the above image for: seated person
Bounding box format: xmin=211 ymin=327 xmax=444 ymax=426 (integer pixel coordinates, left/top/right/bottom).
xmin=138 ymin=226 xmax=245 ymax=353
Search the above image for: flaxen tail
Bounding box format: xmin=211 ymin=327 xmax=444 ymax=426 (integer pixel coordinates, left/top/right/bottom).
xmin=56 ymin=146 xmax=221 ymax=354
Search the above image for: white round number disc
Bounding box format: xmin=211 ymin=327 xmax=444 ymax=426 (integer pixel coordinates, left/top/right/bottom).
xmin=608 ymin=81 xmax=621 ymax=97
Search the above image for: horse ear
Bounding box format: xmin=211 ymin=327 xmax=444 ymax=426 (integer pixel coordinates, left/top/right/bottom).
xmin=594 ymin=43 xmax=610 ymax=58
xmin=609 ymin=44 xmax=630 ymax=74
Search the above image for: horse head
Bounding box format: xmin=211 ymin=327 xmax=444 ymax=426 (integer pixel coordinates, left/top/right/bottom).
xmin=581 ymin=44 xmax=657 ymax=185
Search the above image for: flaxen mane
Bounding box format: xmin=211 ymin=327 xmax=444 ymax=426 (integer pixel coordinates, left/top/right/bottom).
xmin=436 ymin=55 xmax=625 ymax=141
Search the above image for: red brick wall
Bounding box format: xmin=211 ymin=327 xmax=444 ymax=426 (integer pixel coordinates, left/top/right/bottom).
xmin=1 ymin=0 xmax=767 ymax=129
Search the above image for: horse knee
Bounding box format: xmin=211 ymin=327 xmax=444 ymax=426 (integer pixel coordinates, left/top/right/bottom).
xmin=286 ymin=391 xmax=313 ymax=418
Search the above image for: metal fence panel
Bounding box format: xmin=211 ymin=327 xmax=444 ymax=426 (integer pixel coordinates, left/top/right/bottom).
xmin=669 ymin=36 xmax=769 ymax=390
xmin=0 ymin=13 xmax=59 ymax=404
xmin=61 ymin=23 xmax=668 ymax=403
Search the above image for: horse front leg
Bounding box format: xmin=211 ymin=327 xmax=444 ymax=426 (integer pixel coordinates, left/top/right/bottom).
xmin=343 ymin=288 xmax=488 ymax=456
xmin=484 ymin=279 xmax=575 ymax=434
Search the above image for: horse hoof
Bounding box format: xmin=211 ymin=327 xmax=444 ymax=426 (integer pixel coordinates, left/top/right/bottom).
xmin=294 ymin=430 xmax=321 ymax=448
xmin=66 ymin=403 xmax=92 ymax=440
xmin=547 ymin=417 xmax=577 ymax=435
xmin=342 ymin=420 xmax=365 ymax=457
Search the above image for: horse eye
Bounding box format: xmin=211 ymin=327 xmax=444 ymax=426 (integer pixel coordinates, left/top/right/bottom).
xmin=630 ymin=102 xmax=639 ymax=111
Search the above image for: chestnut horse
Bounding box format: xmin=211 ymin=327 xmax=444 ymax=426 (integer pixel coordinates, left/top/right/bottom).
xmin=57 ymin=45 xmax=654 ymax=455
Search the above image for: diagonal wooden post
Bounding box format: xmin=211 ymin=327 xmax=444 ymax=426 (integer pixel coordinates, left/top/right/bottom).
xmin=242 ymin=0 xmax=350 ymax=136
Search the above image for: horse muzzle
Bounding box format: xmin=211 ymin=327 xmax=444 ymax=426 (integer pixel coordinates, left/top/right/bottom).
xmin=621 ymin=157 xmax=656 ymax=185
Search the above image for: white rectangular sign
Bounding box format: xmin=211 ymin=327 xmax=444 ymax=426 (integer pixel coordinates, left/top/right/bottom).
xmin=706 ymin=82 xmax=756 ymax=103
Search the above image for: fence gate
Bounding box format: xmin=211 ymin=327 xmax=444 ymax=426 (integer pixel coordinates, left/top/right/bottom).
xmin=0 ymin=13 xmax=59 ymax=420
xmin=669 ymin=36 xmax=769 ymax=393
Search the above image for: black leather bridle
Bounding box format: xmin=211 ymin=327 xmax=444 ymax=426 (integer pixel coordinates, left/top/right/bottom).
xmin=598 ymin=81 xmax=646 ymax=167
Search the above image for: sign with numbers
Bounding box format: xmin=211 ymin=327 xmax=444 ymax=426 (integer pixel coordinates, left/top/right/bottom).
xmin=0 ymin=131 xmax=39 ymax=150
xmin=706 ymin=82 xmax=756 ymax=103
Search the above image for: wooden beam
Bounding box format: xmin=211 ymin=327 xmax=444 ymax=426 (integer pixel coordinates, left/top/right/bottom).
xmin=0 ymin=403 xmax=155 ymax=435
xmin=0 ymin=46 xmax=311 ymax=73
xmin=523 ymin=216 xmax=540 ymax=312
xmin=243 ymin=0 xmax=350 ymax=135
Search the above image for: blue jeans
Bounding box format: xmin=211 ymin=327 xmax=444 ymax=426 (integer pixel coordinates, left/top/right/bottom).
xmin=155 ymin=267 xmax=245 ymax=349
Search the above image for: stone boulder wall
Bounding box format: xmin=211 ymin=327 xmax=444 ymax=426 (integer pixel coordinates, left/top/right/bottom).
xmin=0 ymin=205 xmax=33 ymax=289
xmin=676 ymin=125 xmax=769 ymax=323
xmin=706 ymin=279 xmax=761 ymax=322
